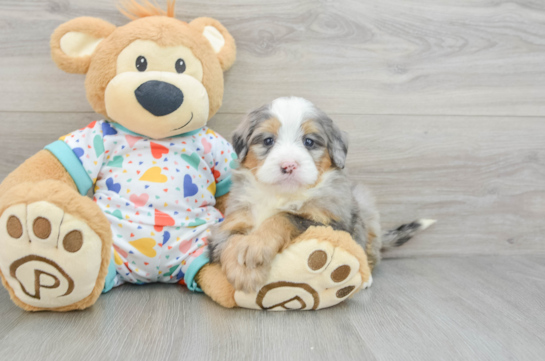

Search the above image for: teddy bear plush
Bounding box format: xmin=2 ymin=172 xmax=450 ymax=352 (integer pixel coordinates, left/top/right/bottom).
xmin=0 ymin=0 xmax=372 ymax=311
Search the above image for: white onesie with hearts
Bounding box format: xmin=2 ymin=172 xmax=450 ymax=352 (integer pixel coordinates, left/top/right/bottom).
xmin=45 ymin=120 xmax=237 ymax=291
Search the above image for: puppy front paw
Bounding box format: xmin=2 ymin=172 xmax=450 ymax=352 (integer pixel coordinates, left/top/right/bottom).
xmin=223 ymin=260 xmax=269 ymax=293
xmin=220 ymin=235 xmax=277 ymax=292
xmin=236 ymin=235 xmax=277 ymax=269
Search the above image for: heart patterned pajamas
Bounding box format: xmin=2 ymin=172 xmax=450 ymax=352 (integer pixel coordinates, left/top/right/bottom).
xmin=45 ymin=120 xmax=236 ymax=292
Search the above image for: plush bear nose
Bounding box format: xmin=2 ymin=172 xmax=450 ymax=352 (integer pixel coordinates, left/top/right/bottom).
xmin=134 ymin=80 xmax=184 ymax=116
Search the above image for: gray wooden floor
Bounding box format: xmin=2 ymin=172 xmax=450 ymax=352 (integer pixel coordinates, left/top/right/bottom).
xmin=1 ymin=256 xmax=545 ymax=361
xmin=0 ymin=0 xmax=544 ymax=360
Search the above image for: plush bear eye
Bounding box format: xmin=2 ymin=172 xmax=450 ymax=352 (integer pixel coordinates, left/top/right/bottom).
xmin=263 ymin=137 xmax=275 ymax=146
xmin=136 ymin=56 xmax=147 ymax=72
xmin=304 ymin=138 xmax=315 ymax=148
xmin=175 ymin=58 xmax=186 ymax=73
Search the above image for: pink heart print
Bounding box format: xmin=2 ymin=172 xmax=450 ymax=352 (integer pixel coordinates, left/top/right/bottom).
xmin=179 ymin=239 xmax=192 ymax=253
xmin=129 ymin=193 xmax=149 ymax=208
xmin=125 ymin=135 xmax=142 ymax=148
xmin=201 ymin=137 xmax=212 ymax=154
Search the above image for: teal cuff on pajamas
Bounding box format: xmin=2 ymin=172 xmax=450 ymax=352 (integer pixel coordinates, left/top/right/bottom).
xmin=103 ymin=254 xmax=117 ymax=293
xmin=184 ymin=252 xmax=210 ymax=293
xmin=44 ymin=140 xmax=93 ymax=196
xmin=215 ymin=175 xmax=232 ymax=197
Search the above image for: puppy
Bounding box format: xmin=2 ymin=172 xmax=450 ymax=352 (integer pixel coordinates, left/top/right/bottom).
xmin=209 ymin=96 xmax=434 ymax=292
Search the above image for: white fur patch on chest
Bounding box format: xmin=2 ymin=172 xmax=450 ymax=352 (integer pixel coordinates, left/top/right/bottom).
xmin=242 ymin=185 xmax=310 ymax=227
xmin=231 ymin=168 xmax=336 ymax=230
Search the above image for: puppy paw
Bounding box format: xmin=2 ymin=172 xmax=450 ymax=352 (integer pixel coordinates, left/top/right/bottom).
xmin=221 ymin=235 xmax=277 ymax=292
xmin=235 ymin=234 xmax=276 ymax=270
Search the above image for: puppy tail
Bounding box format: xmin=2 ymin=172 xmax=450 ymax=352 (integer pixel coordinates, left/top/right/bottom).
xmin=381 ymin=219 xmax=436 ymax=250
xmin=350 ymin=183 xmax=435 ymax=250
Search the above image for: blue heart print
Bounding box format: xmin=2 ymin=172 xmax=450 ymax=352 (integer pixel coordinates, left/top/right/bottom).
xmin=102 ymin=122 xmax=118 ymax=136
xmin=176 ymin=269 xmax=185 ymax=280
xmin=106 ymin=177 xmax=121 ymax=193
xmin=72 ymin=147 xmax=84 ymax=160
xmin=183 ymin=174 xmax=198 ymax=197
xmin=162 ymin=231 xmax=171 ymax=245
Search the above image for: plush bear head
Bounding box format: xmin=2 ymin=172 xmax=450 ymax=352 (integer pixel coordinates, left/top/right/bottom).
xmin=50 ymin=0 xmax=235 ymax=139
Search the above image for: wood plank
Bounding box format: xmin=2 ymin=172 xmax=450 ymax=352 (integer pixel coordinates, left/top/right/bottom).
xmin=1 ymin=0 xmax=545 ymax=115
xmin=341 ymin=114 xmax=545 ymax=258
xmin=0 ymin=112 xmax=543 ymax=257
xmin=0 ymin=255 xmax=543 ymax=360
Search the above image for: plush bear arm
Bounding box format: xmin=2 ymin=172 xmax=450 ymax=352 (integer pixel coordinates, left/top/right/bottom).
xmin=0 ymin=150 xmax=76 ymax=199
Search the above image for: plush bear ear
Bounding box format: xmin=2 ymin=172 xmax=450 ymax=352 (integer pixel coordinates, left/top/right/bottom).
xmin=189 ymin=17 xmax=236 ymax=72
xmin=51 ymin=17 xmax=116 ymax=74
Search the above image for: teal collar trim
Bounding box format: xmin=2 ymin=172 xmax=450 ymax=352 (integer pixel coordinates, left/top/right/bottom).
xmin=112 ymin=122 xmax=202 ymax=138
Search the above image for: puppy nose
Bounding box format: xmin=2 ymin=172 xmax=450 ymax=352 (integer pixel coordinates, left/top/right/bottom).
xmin=281 ymin=161 xmax=298 ymax=174
xmin=135 ymin=80 xmax=184 ymax=116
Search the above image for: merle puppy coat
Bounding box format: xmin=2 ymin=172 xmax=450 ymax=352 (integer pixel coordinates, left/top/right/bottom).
xmin=209 ymin=97 xmax=434 ymax=292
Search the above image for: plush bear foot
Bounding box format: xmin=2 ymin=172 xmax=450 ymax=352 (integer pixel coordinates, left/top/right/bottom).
xmin=234 ymin=227 xmax=371 ymax=311
xmin=0 ymin=181 xmax=112 ymax=311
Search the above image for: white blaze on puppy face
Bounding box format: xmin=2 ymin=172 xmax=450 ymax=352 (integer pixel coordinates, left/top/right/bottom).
xmin=255 ymin=97 xmax=322 ymax=189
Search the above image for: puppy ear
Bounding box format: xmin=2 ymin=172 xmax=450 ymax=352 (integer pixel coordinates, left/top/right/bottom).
xmin=232 ymin=116 xmax=252 ymax=161
xmin=50 ymin=17 xmax=116 ymax=74
xmin=232 ymin=104 xmax=271 ymax=161
xmin=232 ymin=128 xmax=248 ymax=162
xmin=189 ymin=17 xmax=236 ymax=72
xmin=322 ymin=117 xmax=349 ymax=169
xmin=330 ymin=126 xmax=349 ymax=169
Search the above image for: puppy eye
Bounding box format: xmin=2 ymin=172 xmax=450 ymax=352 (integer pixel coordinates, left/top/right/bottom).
xmin=136 ymin=56 xmax=147 ymax=72
xmin=175 ymin=58 xmax=186 ymax=73
xmin=304 ymin=138 xmax=315 ymax=147
xmin=263 ymin=137 xmax=275 ymax=146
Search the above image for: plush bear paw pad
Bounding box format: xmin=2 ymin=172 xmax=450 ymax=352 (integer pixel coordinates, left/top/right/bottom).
xmin=0 ymin=202 xmax=103 ymax=309
xmin=234 ymin=238 xmax=370 ymax=311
